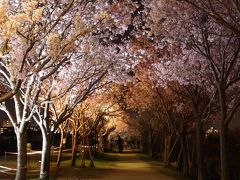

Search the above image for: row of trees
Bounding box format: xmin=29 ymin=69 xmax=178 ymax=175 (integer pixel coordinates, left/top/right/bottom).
xmin=0 ymin=0 xmax=143 ymax=179
xmin=1 ymin=0 xmax=240 ymax=179
xmin=148 ymin=1 xmax=240 ymax=179
xmin=113 ymin=1 xmax=240 ymax=179
xmin=115 ymin=75 xmax=239 ymax=179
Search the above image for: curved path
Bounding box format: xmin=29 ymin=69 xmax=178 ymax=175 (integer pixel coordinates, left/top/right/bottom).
xmin=55 ymin=152 xmax=188 ymax=180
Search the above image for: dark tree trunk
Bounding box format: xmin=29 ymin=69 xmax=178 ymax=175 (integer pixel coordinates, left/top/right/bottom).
xmin=219 ymin=86 xmax=229 ymax=180
xmin=163 ymin=133 xmax=172 ymax=166
xmin=15 ymin=128 xmax=28 ymax=180
xmin=167 ymin=135 xmax=179 ymax=165
xmin=220 ymin=125 xmax=229 ymax=180
xmin=180 ymin=132 xmax=189 ymax=175
xmin=196 ymin=120 xmax=205 ymax=180
xmin=177 ymin=146 xmax=182 ymax=170
xmin=57 ymin=128 xmax=64 ymax=168
xmin=148 ymin=127 xmax=153 ymax=157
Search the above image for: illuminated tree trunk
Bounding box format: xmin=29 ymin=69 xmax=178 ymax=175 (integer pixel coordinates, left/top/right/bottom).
xmin=15 ymin=127 xmax=28 ymax=180
xmin=40 ymin=133 xmax=53 ymax=179
xmin=80 ymin=137 xmax=86 ymax=168
xmin=71 ymin=129 xmax=78 ymax=167
xmin=98 ymin=131 xmax=103 ymax=152
xmin=86 ymin=137 xmax=94 ymax=167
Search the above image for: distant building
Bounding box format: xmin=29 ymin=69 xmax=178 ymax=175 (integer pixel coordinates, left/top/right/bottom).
xmin=0 ymin=110 xmax=40 ymax=134
xmin=0 ymin=119 xmax=13 ymax=134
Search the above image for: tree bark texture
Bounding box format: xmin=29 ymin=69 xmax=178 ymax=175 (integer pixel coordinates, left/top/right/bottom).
xmin=163 ymin=134 xmax=171 ymax=166
xmin=219 ymin=87 xmax=229 ymax=180
xmin=80 ymin=137 xmax=86 ymax=168
xmin=57 ymin=127 xmax=65 ymax=168
xmin=40 ymin=134 xmax=53 ymax=179
xmin=196 ymin=120 xmax=205 ymax=180
xmin=220 ymin=125 xmax=229 ymax=180
xmin=180 ymin=133 xmax=189 ymax=175
xmin=71 ymin=132 xmax=77 ymax=167
xmin=15 ymin=129 xmax=27 ymax=180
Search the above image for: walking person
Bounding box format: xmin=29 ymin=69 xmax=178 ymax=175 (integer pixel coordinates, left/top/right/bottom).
xmin=117 ymin=135 xmax=123 ymax=153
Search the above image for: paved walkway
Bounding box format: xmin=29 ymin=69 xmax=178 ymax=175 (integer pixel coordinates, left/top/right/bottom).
xmin=0 ymin=151 xmax=188 ymax=179
xmin=54 ymin=152 xmax=188 ymax=180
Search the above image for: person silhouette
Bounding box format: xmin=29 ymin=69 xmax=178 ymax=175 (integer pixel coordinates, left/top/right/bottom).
xmin=117 ymin=135 xmax=123 ymax=153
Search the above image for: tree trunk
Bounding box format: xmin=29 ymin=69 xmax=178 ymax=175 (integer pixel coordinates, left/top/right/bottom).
xmin=163 ymin=133 xmax=171 ymax=166
xmin=148 ymin=128 xmax=153 ymax=157
xmin=196 ymin=121 xmax=205 ymax=180
xmin=218 ymin=86 xmax=229 ymax=180
xmin=167 ymin=135 xmax=179 ymax=165
xmin=98 ymin=131 xmax=103 ymax=152
xmin=40 ymin=133 xmax=53 ymax=179
xmin=180 ymin=133 xmax=189 ymax=175
xmin=220 ymin=125 xmax=229 ymax=180
xmin=86 ymin=137 xmax=94 ymax=168
xmin=56 ymin=145 xmax=63 ymax=168
xmin=57 ymin=128 xmax=64 ymax=168
xmin=71 ymin=132 xmax=77 ymax=167
xmin=80 ymin=137 xmax=86 ymax=168
xmin=15 ymin=129 xmax=28 ymax=180
xmin=107 ymin=134 xmax=111 ymax=151
xmin=177 ymin=146 xmax=182 ymax=170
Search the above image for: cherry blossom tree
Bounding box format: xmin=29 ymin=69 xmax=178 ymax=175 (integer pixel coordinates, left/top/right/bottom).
xmin=68 ymin=92 xmax=118 ymax=166
xmin=0 ymin=0 xmax=110 ymax=179
xmin=33 ymin=56 xmax=109 ymax=178
xmin=181 ymin=0 xmax=240 ymax=37
xmin=146 ymin=1 xmax=240 ymax=179
xmin=0 ymin=0 xmax=81 ymax=178
xmin=190 ymin=22 xmax=240 ymax=180
xmin=0 ymin=0 xmax=148 ymax=179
